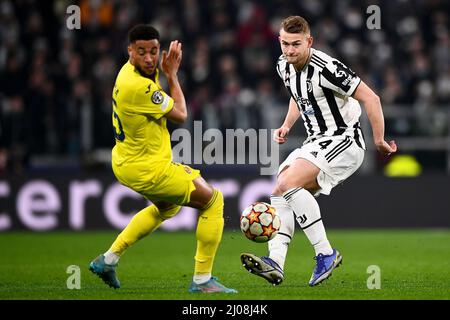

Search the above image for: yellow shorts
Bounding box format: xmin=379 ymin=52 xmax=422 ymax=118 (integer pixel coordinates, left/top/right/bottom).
xmin=113 ymin=161 xmax=200 ymax=206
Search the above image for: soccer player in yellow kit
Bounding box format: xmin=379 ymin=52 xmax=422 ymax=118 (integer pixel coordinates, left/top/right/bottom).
xmin=89 ymin=25 xmax=236 ymax=293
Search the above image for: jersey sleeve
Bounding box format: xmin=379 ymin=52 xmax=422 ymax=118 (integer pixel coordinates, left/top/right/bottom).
xmin=319 ymin=59 xmax=361 ymax=96
xmin=275 ymin=55 xmax=285 ymax=79
xmin=276 ymin=63 xmax=283 ymax=79
xmin=131 ymin=84 xmax=174 ymax=119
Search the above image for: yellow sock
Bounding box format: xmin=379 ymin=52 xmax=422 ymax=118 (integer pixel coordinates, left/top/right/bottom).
xmin=109 ymin=204 xmax=165 ymax=256
xmin=194 ymin=189 xmax=224 ymax=276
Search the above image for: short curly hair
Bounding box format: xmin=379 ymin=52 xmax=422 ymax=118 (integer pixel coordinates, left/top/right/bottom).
xmin=128 ymin=24 xmax=160 ymax=43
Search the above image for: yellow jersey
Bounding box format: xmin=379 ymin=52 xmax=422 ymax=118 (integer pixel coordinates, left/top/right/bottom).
xmin=111 ymin=61 xmax=174 ymax=183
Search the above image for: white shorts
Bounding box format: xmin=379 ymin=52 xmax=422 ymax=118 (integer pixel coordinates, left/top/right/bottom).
xmin=278 ymin=135 xmax=365 ymax=196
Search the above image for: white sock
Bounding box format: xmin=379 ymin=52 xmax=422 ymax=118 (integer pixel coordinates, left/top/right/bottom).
xmin=104 ymin=250 xmax=120 ymax=265
xmin=193 ymin=273 xmax=211 ymax=284
xmin=268 ymin=195 xmax=295 ymax=270
xmin=283 ymin=188 xmax=333 ymax=256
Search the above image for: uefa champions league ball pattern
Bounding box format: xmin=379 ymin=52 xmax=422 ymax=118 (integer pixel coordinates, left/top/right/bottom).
xmin=240 ymin=202 xmax=281 ymax=243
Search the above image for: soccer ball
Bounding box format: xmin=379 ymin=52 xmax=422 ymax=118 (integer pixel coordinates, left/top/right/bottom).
xmin=240 ymin=202 xmax=281 ymax=243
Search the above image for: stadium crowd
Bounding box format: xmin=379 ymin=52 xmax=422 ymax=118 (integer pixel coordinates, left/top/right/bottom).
xmin=0 ymin=0 xmax=449 ymax=173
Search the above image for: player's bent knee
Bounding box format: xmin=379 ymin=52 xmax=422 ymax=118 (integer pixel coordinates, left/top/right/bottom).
xmin=158 ymin=204 xmax=181 ymax=220
xmin=200 ymin=189 xmax=224 ymax=218
xmin=189 ymin=177 xmax=215 ymax=209
xmin=277 ymin=175 xmax=304 ymax=194
xmin=271 ymin=184 xmax=283 ymax=197
xmin=277 ymin=169 xmax=319 ymax=194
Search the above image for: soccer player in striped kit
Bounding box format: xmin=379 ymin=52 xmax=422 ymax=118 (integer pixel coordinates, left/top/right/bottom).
xmin=241 ymin=16 xmax=397 ymax=286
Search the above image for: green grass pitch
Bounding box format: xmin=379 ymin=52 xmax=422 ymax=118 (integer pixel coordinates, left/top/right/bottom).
xmin=0 ymin=229 xmax=449 ymax=300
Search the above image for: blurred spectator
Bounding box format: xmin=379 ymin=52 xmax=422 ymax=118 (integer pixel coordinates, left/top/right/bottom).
xmin=80 ymin=0 xmax=114 ymax=29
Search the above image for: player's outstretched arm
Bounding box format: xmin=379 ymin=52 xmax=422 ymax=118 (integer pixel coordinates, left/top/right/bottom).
xmin=161 ymin=40 xmax=187 ymax=123
xmin=353 ymin=81 xmax=397 ymax=155
xmin=273 ymin=97 xmax=301 ymax=144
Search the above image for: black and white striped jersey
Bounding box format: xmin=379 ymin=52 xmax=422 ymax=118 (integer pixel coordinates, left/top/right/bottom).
xmin=276 ymin=48 xmax=366 ymax=150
